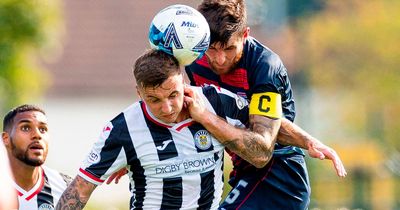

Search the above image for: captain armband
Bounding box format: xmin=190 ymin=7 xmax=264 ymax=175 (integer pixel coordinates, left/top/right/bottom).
xmin=249 ymin=92 xmax=282 ymax=119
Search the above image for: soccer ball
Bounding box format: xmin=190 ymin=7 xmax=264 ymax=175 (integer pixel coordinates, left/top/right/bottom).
xmin=149 ymin=4 xmax=210 ymax=66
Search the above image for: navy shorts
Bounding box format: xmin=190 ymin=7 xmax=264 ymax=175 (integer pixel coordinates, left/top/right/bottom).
xmin=219 ymin=154 xmax=310 ymax=210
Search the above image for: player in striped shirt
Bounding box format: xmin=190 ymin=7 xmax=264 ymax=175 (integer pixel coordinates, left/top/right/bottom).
xmin=2 ymin=104 xmax=72 ymax=210
xmin=56 ymin=49 xmax=281 ymax=210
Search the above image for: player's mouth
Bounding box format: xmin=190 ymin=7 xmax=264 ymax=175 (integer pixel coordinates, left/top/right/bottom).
xmin=161 ymin=112 xmax=177 ymax=122
xmin=163 ymin=112 xmax=175 ymax=119
xmin=28 ymin=143 xmax=44 ymax=154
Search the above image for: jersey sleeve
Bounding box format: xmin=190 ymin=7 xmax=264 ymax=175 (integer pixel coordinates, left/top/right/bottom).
xmin=250 ymin=52 xmax=295 ymax=121
xmin=78 ymin=114 xmax=128 ymax=185
xmin=201 ymin=85 xmax=249 ymax=127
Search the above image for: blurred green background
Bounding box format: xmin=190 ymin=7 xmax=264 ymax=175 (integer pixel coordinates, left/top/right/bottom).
xmin=1 ymin=0 xmax=399 ymax=209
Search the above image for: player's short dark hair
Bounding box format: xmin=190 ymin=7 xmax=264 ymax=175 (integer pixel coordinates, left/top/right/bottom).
xmin=133 ymin=49 xmax=181 ymax=89
xmin=198 ymin=0 xmax=247 ymax=47
xmin=2 ymin=104 xmax=45 ymax=132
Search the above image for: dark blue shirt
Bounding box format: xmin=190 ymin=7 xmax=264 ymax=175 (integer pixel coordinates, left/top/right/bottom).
xmin=186 ymin=37 xmax=304 ymax=178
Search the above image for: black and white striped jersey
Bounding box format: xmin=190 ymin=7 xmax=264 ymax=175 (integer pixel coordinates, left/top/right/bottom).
xmin=79 ymin=85 xmax=249 ymax=210
xmin=14 ymin=166 xmax=72 ymax=210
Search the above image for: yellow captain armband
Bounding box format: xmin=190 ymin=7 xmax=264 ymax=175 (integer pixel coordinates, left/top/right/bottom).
xmin=249 ymin=92 xmax=282 ymax=119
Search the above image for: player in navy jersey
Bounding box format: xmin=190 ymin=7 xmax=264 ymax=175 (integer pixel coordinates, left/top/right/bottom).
xmin=185 ymin=0 xmax=347 ymax=209
xmin=56 ymin=49 xmax=281 ymax=210
xmin=2 ymin=104 xmax=72 ymax=210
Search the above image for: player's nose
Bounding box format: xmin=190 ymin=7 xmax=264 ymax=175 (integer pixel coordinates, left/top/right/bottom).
xmin=215 ymin=51 xmax=226 ymax=65
xmin=31 ymin=127 xmax=43 ymax=140
xmin=161 ymin=101 xmax=173 ymax=113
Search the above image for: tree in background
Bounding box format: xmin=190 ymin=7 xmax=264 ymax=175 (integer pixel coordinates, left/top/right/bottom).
xmin=298 ymin=0 xmax=400 ymax=149
xmin=0 ymin=0 xmax=63 ymax=113
xmin=295 ymin=0 xmax=400 ymax=208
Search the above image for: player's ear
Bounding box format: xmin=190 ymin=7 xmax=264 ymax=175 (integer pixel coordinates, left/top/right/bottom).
xmin=136 ymin=86 xmax=142 ymax=99
xmin=243 ymin=27 xmax=250 ymax=39
xmin=2 ymin=132 xmax=11 ymax=148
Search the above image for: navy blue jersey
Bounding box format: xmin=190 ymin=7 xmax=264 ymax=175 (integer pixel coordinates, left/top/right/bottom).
xmin=79 ymin=86 xmax=249 ymax=210
xmin=186 ymin=36 xmax=304 ymax=180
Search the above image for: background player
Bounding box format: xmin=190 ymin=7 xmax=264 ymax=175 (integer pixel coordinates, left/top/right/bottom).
xmin=2 ymin=104 xmax=72 ymax=209
xmin=185 ymin=0 xmax=346 ymax=209
xmin=56 ymin=49 xmax=280 ymax=210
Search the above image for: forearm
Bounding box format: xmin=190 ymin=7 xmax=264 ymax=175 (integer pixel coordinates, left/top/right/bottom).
xmin=56 ymin=175 xmax=96 ymax=210
xmin=277 ymin=118 xmax=317 ymax=149
xmin=197 ymin=111 xmax=279 ymax=168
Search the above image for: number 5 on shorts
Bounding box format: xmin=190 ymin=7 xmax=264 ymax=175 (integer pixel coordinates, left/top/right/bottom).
xmin=224 ymin=180 xmax=249 ymax=204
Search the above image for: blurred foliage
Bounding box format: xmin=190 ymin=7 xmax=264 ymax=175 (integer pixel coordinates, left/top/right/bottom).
xmin=296 ymin=0 xmax=400 ymax=149
xmin=287 ymin=0 xmax=326 ymax=20
xmin=285 ymin=1 xmax=400 ymax=208
xmin=0 ymin=0 xmax=64 ymax=114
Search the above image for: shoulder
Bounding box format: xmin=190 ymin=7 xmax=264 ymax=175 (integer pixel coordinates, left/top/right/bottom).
xmin=245 ymin=37 xmax=285 ymax=72
xmin=200 ymin=85 xmax=247 ymax=108
xmin=42 ymin=166 xmax=72 ymax=185
xmin=105 ymin=103 xmax=141 ymax=134
xmin=200 ymin=85 xmax=235 ymax=99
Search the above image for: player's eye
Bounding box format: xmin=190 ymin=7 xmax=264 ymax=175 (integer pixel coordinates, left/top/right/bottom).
xmin=21 ymin=125 xmax=30 ymax=132
xmin=149 ymin=98 xmax=160 ymax=103
xmin=225 ymin=46 xmax=236 ymax=52
xmin=208 ymin=47 xmax=217 ymax=52
xmin=169 ymin=93 xmax=177 ymax=99
xmin=39 ymin=127 xmax=48 ymax=133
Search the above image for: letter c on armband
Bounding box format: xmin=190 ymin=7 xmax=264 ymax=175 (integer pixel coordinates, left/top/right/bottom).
xmin=249 ymin=92 xmax=282 ymax=119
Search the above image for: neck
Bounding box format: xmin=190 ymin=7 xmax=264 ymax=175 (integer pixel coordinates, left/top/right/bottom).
xmin=174 ymin=108 xmax=190 ymax=123
xmin=9 ymin=157 xmax=42 ymax=191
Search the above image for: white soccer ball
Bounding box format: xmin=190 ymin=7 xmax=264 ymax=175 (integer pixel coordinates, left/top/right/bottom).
xmin=149 ymin=4 xmax=210 ymax=66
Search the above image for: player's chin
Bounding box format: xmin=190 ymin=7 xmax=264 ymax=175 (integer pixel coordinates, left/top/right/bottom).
xmin=26 ymin=157 xmax=46 ymax=166
xmin=161 ymin=114 xmax=177 ymax=123
xmin=27 ymin=152 xmax=47 ymax=165
xmin=210 ymin=65 xmax=230 ymax=75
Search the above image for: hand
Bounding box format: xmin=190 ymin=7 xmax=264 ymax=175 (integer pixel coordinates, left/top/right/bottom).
xmin=307 ymin=141 xmax=347 ymax=177
xmin=106 ymin=168 xmax=128 ymax=185
xmin=183 ymin=86 xmax=207 ymax=122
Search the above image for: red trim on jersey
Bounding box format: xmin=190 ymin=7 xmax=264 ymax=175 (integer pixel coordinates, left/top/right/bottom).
xmin=176 ymin=121 xmax=195 ymax=131
xmin=235 ymin=158 xmax=275 ymax=210
xmin=141 ymin=101 xmax=172 ymax=129
xmin=17 ymin=191 xmax=23 ymax=196
xmin=79 ymin=168 xmax=104 ymax=183
xmin=25 ymin=168 xmax=45 ymax=201
xmin=192 ymin=73 xmax=219 ymax=87
xmin=220 ymin=68 xmax=249 ymax=90
xmin=195 ymin=56 xmax=210 ymax=68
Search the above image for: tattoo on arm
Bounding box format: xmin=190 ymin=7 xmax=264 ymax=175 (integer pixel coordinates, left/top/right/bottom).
xmin=224 ymin=115 xmax=280 ymax=168
xmin=56 ymin=176 xmax=96 ymax=210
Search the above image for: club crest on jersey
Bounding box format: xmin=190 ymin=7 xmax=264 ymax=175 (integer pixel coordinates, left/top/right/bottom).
xmin=194 ymin=130 xmax=212 ymax=150
xmin=38 ymin=203 xmax=54 ymax=210
xmin=236 ymin=95 xmax=247 ymax=110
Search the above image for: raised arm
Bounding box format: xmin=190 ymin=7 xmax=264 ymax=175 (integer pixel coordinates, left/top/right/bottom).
xmin=56 ymin=175 xmax=97 ymax=210
xmin=184 ymin=87 xmax=280 ymax=168
xmin=278 ymin=118 xmax=347 ymax=177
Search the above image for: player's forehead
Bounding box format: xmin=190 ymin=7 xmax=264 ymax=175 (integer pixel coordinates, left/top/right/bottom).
xmin=210 ymin=32 xmax=243 ymax=49
xmin=13 ymin=111 xmax=48 ymax=126
xmin=143 ymin=74 xmax=184 ymax=98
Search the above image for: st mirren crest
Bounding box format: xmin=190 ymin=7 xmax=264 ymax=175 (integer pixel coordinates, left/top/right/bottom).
xmin=194 ymin=130 xmax=212 ymax=150
xmin=38 ymin=203 xmax=54 ymax=210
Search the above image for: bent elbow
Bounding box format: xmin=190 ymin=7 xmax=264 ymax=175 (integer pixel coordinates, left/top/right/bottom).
xmin=252 ymin=156 xmax=272 ymax=168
